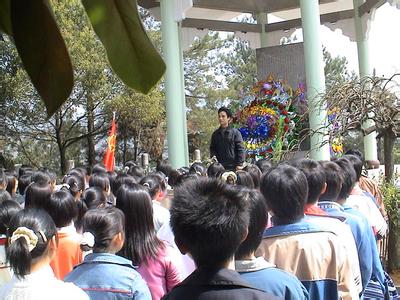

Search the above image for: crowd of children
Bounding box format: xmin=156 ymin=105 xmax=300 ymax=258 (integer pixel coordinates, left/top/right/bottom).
xmin=0 ymin=150 xmax=397 ymax=299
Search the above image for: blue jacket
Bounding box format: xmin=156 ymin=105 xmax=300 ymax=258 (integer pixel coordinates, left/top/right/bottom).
xmin=236 ymin=257 xmax=309 ymax=299
xmin=319 ymin=201 xmax=386 ymax=296
xmin=65 ymin=253 xmax=151 ymax=300
xmin=258 ymin=220 xmax=359 ymax=300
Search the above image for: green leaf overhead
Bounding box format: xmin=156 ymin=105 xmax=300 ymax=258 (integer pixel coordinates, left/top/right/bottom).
xmin=82 ymin=0 xmax=166 ymax=94
xmin=10 ymin=0 xmax=74 ymax=117
xmin=0 ymin=0 xmax=12 ymax=35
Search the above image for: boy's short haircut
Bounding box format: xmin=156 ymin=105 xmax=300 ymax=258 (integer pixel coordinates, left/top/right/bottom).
xmin=218 ymin=107 xmax=233 ymax=118
xmin=319 ymin=161 xmax=344 ymax=202
xmin=31 ymin=171 xmax=51 ymax=185
xmin=255 ymin=159 xmax=273 ymax=174
xmin=235 ymin=189 xmax=267 ymax=259
xmin=18 ymin=174 xmax=31 ymax=196
xmin=243 ymin=165 xmax=262 ymax=189
xmin=260 ymin=165 xmax=308 ymax=224
xmin=344 ymin=154 xmax=363 ymax=181
xmin=334 ymin=158 xmax=357 ymax=200
xmin=207 ymin=162 xmax=225 ymax=178
xmin=294 ymin=158 xmax=326 ymax=204
xmin=170 ymin=178 xmax=250 ymax=267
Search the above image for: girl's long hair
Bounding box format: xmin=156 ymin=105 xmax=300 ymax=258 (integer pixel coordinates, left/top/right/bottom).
xmin=116 ymin=183 xmax=163 ymax=265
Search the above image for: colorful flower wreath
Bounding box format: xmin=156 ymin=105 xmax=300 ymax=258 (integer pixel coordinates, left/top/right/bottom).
xmin=328 ymin=107 xmax=344 ymax=157
xmin=233 ymin=76 xmax=303 ymax=158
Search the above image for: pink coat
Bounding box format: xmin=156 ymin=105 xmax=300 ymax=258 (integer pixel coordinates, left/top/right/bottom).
xmin=137 ymin=242 xmax=181 ymax=300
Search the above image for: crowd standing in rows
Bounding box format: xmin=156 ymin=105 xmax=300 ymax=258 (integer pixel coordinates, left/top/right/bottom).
xmin=0 ymin=148 xmax=396 ymax=299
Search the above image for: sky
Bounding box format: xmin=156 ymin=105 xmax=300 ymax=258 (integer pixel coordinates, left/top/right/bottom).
xmin=319 ymin=3 xmax=400 ymax=76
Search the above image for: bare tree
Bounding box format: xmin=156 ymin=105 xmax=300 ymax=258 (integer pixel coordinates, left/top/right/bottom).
xmin=324 ymin=74 xmax=400 ymax=181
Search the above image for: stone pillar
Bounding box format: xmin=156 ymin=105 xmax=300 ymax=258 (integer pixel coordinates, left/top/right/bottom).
xmin=300 ymin=0 xmax=330 ymax=160
xmin=256 ymin=12 xmax=268 ymax=48
xmin=161 ymin=0 xmax=189 ymax=168
xmin=353 ymin=0 xmax=378 ymax=164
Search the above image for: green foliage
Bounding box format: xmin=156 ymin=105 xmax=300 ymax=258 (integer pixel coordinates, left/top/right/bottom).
xmin=0 ymin=0 xmax=114 ymax=173
xmin=10 ymin=0 xmax=73 ymax=117
xmin=381 ymin=181 xmax=400 ymax=224
xmin=82 ymin=0 xmax=165 ymax=93
xmin=381 ymin=180 xmax=400 ymax=271
xmin=105 ymin=86 xmax=165 ymax=162
xmin=323 ymin=47 xmax=357 ymax=90
xmin=0 ymin=0 xmax=12 ymax=35
xmin=0 ymin=0 xmax=164 ymax=117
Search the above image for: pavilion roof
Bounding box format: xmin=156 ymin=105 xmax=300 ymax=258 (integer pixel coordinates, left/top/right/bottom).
xmin=138 ymin=0 xmax=339 ymax=15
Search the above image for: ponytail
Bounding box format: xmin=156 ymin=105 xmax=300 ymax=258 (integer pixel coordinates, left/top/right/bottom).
xmin=6 ymin=209 xmax=56 ymax=278
xmin=80 ymin=207 xmax=124 ymax=253
xmin=7 ymin=237 xmax=31 ymax=277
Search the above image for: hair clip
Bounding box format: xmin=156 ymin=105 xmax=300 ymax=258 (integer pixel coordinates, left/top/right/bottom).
xmin=37 ymin=230 xmax=47 ymax=243
xmin=61 ymin=183 xmax=70 ymax=190
xmin=10 ymin=227 xmax=38 ymax=252
xmin=143 ymin=182 xmax=150 ymax=188
xmin=221 ymin=171 xmax=237 ymax=184
xmin=81 ymin=232 xmax=95 ymax=248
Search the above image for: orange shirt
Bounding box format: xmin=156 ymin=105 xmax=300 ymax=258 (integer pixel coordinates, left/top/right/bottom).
xmin=50 ymin=229 xmax=83 ymax=280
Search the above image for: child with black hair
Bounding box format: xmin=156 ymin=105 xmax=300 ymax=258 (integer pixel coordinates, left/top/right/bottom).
xmin=344 ymin=155 xmax=387 ymax=237
xmin=127 ymin=165 xmax=145 ymax=182
xmin=236 ymin=170 xmax=255 ymax=188
xmin=156 ymin=160 xmax=173 ymax=177
xmin=319 ymin=160 xmax=392 ymax=298
xmin=163 ymin=178 xmax=276 ymax=300
xmin=112 ymin=173 xmax=137 ymax=196
xmin=65 ymin=207 xmax=151 ymax=300
xmin=255 ymin=158 xmax=273 ymax=174
xmin=0 ymin=190 xmax=12 ymax=203
xmin=24 ymin=182 xmax=52 ymax=209
xmin=189 ymin=162 xmax=207 ymax=177
xmin=31 ymin=171 xmax=51 ymax=186
xmin=294 ymin=159 xmax=362 ymax=295
xmin=235 ymin=189 xmax=308 ymax=299
xmin=39 ymin=168 xmax=57 ymax=191
xmin=116 ymin=184 xmax=181 ymax=300
xmin=89 ymin=172 xmax=114 ymax=205
xmin=82 ymin=186 xmax=107 ymax=210
xmin=67 ymin=168 xmax=88 ymax=190
xmin=17 ymin=174 xmax=31 ymax=203
xmin=258 ymin=164 xmax=358 ymax=299
xmin=62 ymin=174 xmax=84 ymax=200
xmin=44 ymin=190 xmax=83 ymax=280
xmin=243 ymin=164 xmax=262 ymax=189
xmin=140 ymin=174 xmax=170 ymax=232
xmin=346 ymin=149 xmax=387 ymax=217
xmin=0 ymin=209 xmax=88 ymax=299
xmin=91 ymin=163 xmax=108 ymax=174
xmin=0 ymin=200 xmax=21 ymax=285
xmin=206 ymin=162 xmax=225 ymax=178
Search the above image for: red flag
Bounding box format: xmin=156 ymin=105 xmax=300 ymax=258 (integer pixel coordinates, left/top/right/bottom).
xmin=103 ymin=115 xmax=117 ymax=172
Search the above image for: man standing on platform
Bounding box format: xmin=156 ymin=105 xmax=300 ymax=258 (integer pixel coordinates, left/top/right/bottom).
xmin=210 ymin=107 xmax=245 ymax=171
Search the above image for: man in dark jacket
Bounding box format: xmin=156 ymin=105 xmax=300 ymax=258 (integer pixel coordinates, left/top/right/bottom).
xmin=162 ymin=178 xmax=277 ymax=300
xmin=210 ymin=107 xmax=245 ymax=171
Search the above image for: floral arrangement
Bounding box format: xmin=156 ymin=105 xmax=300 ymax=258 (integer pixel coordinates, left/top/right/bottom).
xmin=327 ymin=107 xmax=344 ymax=157
xmin=233 ymin=75 xmax=304 ymax=159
